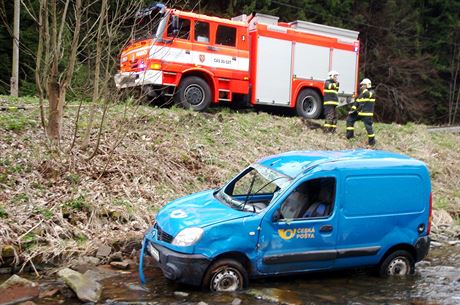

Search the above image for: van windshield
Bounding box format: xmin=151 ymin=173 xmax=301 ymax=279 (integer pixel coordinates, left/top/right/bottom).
xmin=133 ymin=5 xmax=168 ymax=41
xmin=215 ymin=164 xmax=291 ymax=213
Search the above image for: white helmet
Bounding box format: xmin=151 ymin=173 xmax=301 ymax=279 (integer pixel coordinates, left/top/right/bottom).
xmin=360 ymin=78 xmax=372 ymax=88
xmin=328 ymin=70 xmax=339 ymax=78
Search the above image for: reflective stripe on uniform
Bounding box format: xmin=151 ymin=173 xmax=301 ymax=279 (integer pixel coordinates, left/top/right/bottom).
xmin=346 ymin=127 xmax=355 ymax=130
xmin=368 ymin=134 xmax=375 ymax=138
xmin=356 ymin=98 xmax=375 ymax=102
xmin=351 ymin=106 xmax=357 ymax=110
xmin=358 ymin=112 xmax=374 ymax=116
xmin=324 ymin=123 xmax=332 ymax=127
xmin=331 ymin=125 xmax=337 ymax=128
xmin=324 ymin=101 xmax=339 ymax=105
xmin=324 ymin=89 xmax=338 ymax=94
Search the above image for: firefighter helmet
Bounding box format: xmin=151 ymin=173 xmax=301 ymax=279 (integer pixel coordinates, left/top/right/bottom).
xmin=360 ymin=78 xmax=372 ymax=88
xmin=328 ymin=70 xmax=339 ymax=78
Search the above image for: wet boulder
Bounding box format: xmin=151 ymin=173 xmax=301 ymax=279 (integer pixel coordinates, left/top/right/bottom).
xmin=57 ymin=268 xmax=102 ymax=303
xmin=0 ymin=274 xmax=39 ymax=305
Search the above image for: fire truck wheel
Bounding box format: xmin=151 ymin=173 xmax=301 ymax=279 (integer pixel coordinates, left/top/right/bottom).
xmin=296 ymin=89 xmax=323 ymax=119
xmin=175 ymin=76 xmax=212 ymax=111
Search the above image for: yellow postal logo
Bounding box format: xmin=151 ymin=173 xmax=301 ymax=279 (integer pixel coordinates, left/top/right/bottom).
xmin=278 ymin=229 xmax=297 ymax=240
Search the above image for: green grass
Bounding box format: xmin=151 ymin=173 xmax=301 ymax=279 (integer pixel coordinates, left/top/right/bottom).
xmin=74 ymin=233 xmax=88 ymax=245
xmin=65 ymin=173 xmax=81 ymax=185
xmin=63 ymin=195 xmax=90 ymax=212
xmin=0 ymin=205 xmax=8 ymax=218
xmin=434 ymin=196 xmax=449 ymax=209
xmin=34 ymin=207 xmax=54 ymax=220
xmin=11 ymin=193 xmax=29 ymax=204
xmin=0 ymin=113 xmax=37 ymax=132
xmin=114 ymin=199 xmax=134 ymax=215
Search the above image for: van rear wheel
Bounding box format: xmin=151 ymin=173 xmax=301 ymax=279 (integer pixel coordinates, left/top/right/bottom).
xmin=202 ymin=259 xmax=248 ymax=292
xmin=175 ymin=76 xmax=212 ymax=111
xmin=378 ymin=250 xmax=415 ymax=277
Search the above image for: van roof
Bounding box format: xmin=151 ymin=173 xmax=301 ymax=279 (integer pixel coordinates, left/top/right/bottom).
xmin=257 ymin=149 xmax=415 ymax=178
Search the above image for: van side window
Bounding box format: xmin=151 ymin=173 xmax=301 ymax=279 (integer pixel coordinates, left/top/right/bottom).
xmin=195 ymin=21 xmax=210 ymax=43
xmin=216 ymin=25 xmax=236 ymax=47
xmin=167 ymin=17 xmax=190 ymax=40
xmin=280 ymin=177 xmax=335 ymax=220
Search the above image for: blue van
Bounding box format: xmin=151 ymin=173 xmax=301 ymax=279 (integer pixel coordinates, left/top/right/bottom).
xmin=139 ymin=150 xmax=432 ymax=291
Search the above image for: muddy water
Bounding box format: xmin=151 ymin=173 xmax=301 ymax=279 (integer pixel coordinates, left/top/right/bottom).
xmin=12 ymin=245 xmax=460 ymax=305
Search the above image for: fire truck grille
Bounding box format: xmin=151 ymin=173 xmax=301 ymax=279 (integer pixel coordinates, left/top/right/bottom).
xmin=154 ymin=223 xmax=174 ymax=243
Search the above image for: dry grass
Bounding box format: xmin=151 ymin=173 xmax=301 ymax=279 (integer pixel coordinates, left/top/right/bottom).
xmin=0 ymin=96 xmax=459 ymax=268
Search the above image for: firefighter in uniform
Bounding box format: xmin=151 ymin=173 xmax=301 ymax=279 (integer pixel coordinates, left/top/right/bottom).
xmin=323 ymin=70 xmax=340 ymax=133
xmin=346 ymin=78 xmax=376 ymax=145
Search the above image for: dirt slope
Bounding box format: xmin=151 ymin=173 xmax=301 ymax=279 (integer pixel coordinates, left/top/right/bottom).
xmin=0 ymin=96 xmax=459 ymax=267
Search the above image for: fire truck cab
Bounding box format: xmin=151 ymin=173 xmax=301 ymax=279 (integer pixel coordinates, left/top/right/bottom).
xmin=114 ymin=3 xmax=360 ymax=119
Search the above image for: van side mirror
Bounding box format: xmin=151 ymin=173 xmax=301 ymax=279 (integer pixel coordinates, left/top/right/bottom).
xmin=272 ymin=209 xmax=282 ymax=222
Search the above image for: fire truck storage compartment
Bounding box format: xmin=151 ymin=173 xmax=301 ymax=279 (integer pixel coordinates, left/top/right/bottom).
xmin=331 ymin=49 xmax=358 ymax=95
xmin=293 ymin=43 xmax=330 ymax=83
xmin=255 ymin=36 xmax=292 ymax=106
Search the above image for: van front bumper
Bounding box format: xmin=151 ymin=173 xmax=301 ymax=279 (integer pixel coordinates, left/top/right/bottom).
xmin=415 ymin=236 xmax=430 ymax=262
xmin=140 ymin=238 xmax=211 ymax=286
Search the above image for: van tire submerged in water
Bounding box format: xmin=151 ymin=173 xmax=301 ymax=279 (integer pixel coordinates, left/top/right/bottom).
xmin=379 ymin=250 xmax=415 ymax=276
xmin=202 ymin=259 xmax=248 ymax=292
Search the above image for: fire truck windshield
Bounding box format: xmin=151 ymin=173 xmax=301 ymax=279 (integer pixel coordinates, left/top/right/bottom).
xmin=133 ymin=6 xmax=169 ymax=41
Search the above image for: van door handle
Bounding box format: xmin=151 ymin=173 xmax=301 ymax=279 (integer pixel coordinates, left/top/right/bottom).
xmin=320 ymin=225 xmax=333 ymax=233
xmin=207 ymin=46 xmax=219 ymax=51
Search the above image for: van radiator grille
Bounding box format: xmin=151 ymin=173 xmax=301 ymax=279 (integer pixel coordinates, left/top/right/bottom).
xmin=154 ymin=223 xmax=174 ymax=243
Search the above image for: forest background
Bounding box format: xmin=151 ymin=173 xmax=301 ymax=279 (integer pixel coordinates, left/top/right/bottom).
xmin=1 ymin=0 xmax=460 ymax=125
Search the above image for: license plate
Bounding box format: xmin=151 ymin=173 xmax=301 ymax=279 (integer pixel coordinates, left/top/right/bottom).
xmin=147 ymin=243 xmax=160 ymax=262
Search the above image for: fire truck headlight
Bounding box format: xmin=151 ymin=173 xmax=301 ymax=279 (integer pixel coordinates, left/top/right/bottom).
xmin=150 ymin=63 xmax=161 ymax=70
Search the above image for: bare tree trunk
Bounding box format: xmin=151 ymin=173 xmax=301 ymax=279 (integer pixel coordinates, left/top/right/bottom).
xmin=46 ymin=0 xmax=60 ymax=143
xmin=81 ymin=0 xmax=108 ymax=149
xmin=35 ymin=0 xmax=46 ymax=130
xmin=45 ymin=0 xmax=82 ymax=145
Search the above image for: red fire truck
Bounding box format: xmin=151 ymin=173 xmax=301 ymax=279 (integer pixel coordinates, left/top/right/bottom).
xmin=114 ymin=3 xmax=359 ymax=119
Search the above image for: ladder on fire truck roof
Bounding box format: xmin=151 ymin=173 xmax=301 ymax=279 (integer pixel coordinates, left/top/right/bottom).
xmin=232 ymin=13 xmax=359 ymax=42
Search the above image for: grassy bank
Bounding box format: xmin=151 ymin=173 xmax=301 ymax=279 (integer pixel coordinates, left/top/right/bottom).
xmin=0 ymin=95 xmax=459 ymax=268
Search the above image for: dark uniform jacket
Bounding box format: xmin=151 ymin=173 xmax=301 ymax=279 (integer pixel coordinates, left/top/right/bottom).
xmin=323 ymin=79 xmax=339 ymax=106
xmin=351 ymin=88 xmax=376 ymax=116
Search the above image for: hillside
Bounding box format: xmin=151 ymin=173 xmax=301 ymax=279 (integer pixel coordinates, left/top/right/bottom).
xmin=0 ymin=96 xmax=459 ymax=268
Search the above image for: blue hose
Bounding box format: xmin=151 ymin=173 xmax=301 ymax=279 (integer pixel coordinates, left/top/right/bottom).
xmin=139 ymin=237 xmax=147 ymax=284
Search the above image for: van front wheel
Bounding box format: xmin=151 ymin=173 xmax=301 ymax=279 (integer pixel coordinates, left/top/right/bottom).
xmin=202 ymin=259 xmax=248 ymax=292
xmin=379 ymin=250 xmax=415 ymax=277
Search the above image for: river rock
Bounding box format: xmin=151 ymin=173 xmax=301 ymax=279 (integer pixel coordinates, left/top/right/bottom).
xmin=174 ymin=291 xmax=189 ymax=297
xmin=0 ymin=267 xmax=12 ymax=274
xmin=0 ymin=275 xmax=39 ymax=305
xmin=109 ymin=251 xmax=123 ymax=262
xmin=57 ymin=268 xmax=102 ymax=302
xmin=110 ymin=261 xmax=129 ymax=270
xmin=232 ymin=297 xmax=242 ymax=305
xmin=246 ymin=288 xmax=296 ymax=305
xmin=38 ymin=288 xmax=59 ymax=299
xmin=1 ymin=245 xmax=17 ymax=258
xmin=96 ymin=244 xmax=112 ymax=258
xmin=432 ymin=209 xmax=454 ymax=226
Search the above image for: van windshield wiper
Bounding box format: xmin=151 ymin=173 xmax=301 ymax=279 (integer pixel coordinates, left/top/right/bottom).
xmin=241 ymin=176 xmax=288 ymax=212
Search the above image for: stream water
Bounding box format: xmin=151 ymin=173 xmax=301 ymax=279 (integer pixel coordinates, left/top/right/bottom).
xmin=5 ymin=245 xmax=460 ymax=305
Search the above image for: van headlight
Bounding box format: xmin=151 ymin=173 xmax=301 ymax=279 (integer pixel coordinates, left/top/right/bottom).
xmin=172 ymin=227 xmax=204 ymax=246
